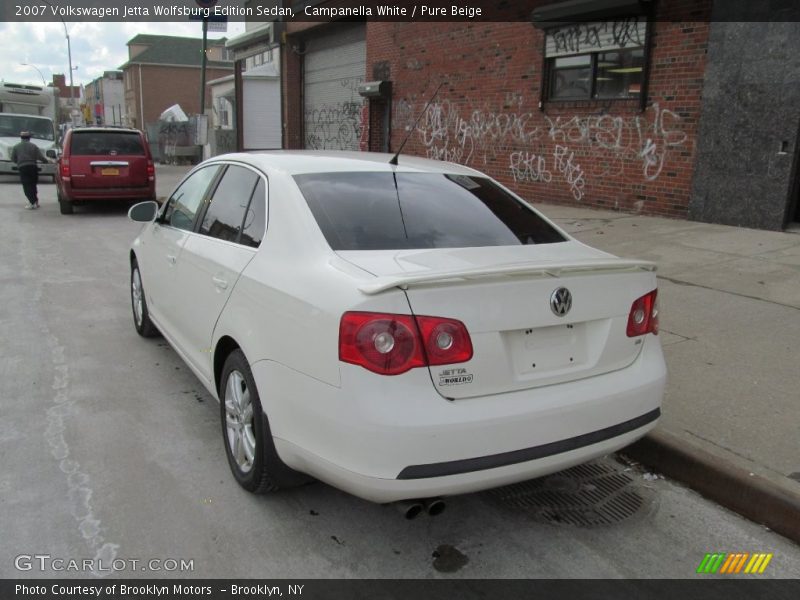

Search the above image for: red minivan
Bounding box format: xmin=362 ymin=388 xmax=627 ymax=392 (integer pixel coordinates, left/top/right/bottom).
xmin=56 ymin=127 xmax=156 ymax=214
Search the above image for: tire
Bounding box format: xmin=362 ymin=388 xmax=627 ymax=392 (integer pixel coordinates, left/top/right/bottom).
xmin=220 ymin=349 xmax=309 ymax=494
xmin=59 ymin=197 xmax=73 ymax=215
xmin=130 ymin=260 xmax=159 ymax=338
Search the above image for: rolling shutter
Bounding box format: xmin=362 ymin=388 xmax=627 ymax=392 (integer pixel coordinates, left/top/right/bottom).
xmin=243 ymin=65 xmax=281 ymax=150
xmin=303 ymin=24 xmax=367 ymax=151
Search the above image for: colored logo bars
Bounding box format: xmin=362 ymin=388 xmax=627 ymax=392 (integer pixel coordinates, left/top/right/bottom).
xmin=696 ymin=552 xmax=773 ymax=575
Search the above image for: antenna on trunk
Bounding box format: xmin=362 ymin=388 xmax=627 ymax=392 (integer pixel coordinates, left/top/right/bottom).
xmin=389 ymin=82 xmax=445 ymax=166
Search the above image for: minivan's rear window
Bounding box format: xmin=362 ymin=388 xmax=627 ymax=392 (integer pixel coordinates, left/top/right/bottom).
xmin=70 ymin=131 xmax=145 ymax=156
xmin=294 ymin=172 xmax=566 ymax=250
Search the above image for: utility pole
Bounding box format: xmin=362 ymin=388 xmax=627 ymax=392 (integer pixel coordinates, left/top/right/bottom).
xmin=195 ymin=0 xmax=218 ymax=116
xmin=200 ymin=16 xmax=208 ymax=115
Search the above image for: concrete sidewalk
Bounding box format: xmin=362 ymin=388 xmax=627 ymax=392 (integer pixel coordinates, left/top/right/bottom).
xmin=536 ymin=202 xmax=800 ymax=544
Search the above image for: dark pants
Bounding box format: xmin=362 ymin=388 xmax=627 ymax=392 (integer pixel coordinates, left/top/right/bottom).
xmin=19 ymin=164 xmax=39 ymax=205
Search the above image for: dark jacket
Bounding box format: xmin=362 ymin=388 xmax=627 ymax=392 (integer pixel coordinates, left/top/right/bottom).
xmin=11 ymin=140 xmax=46 ymax=168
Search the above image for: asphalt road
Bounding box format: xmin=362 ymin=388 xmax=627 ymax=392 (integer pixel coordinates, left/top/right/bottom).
xmin=1 ymin=167 xmax=799 ymax=579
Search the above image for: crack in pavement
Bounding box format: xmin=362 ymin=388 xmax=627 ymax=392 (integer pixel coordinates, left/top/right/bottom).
xmin=657 ymin=275 xmax=800 ymax=311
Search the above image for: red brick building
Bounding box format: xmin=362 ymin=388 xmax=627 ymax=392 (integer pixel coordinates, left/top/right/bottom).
xmin=240 ymin=0 xmax=800 ymax=230
xmin=278 ymin=1 xmax=710 ymax=222
xmin=121 ymin=34 xmax=233 ymax=129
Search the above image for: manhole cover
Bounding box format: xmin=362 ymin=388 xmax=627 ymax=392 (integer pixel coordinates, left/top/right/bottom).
xmin=484 ymin=459 xmax=655 ymax=527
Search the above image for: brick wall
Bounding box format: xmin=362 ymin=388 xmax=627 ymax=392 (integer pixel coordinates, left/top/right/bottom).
xmin=132 ymin=65 xmax=233 ymax=126
xmin=364 ymin=1 xmax=711 ymax=218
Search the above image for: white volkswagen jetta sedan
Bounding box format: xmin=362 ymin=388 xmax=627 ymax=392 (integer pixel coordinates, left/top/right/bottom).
xmin=128 ymin=151 xmax=665 ymax=506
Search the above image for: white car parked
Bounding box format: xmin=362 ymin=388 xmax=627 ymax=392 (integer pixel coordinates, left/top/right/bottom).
xmin=128 ymin=151 xmax=665 ymax=509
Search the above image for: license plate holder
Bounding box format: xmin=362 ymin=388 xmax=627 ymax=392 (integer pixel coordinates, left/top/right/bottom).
xmin=509 ymin=323 xmax=588 ymax=375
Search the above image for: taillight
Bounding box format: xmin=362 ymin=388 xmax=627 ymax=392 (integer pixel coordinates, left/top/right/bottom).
xmin=415 ymin=315 xmax=473 ymax=365
xmin=626 ymin=290 xmax=659 ymax=337
xmin=146 ymin=160 xmax=155 ymax=179
xmin=60 ymin=159 xmax=70 ymax=178
xmin=339 ymin=311 xmax=473 ymax=375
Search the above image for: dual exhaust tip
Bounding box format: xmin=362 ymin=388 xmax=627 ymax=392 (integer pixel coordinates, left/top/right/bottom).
xmin=396 ymin=498 xmax=446 ymax=519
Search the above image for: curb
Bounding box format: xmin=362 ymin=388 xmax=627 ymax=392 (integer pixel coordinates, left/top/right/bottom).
xmin=624 ymin=429 xmax=800 ymax=545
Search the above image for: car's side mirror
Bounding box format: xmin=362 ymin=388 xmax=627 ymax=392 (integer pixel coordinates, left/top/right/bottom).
xmin=128 ymin=200 xmax=159 ymax=223
xmin=46 ymin=149 xmax=57 ymax=159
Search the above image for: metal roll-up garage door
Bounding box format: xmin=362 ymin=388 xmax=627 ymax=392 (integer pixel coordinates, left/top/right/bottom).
xmin=243 ymin=62 xmax=281 ymax=150
xmin=303 ymin=24 xmax=367 ymax=151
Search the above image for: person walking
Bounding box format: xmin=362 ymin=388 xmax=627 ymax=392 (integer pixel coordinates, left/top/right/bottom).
xmin=11 ymin=131 xmax=47 ymax=209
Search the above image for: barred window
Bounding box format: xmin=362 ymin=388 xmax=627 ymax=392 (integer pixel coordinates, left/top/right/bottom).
xmin=545 ymin=17 xmax=647 ymax=101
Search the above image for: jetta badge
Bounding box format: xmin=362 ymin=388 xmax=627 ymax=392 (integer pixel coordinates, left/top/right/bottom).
xmin=550 ymin=287 xmax=572 ymax=317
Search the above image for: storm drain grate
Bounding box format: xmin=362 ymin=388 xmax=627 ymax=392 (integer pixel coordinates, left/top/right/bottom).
xmin=484 ymin=459 xmax=654 ymax=527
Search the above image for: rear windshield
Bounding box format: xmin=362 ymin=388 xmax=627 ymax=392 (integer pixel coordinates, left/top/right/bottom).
xmin=70 ymin=131 xmax=145 ymax=156
xmin=293 ymin=172 xmax=566 ymax=250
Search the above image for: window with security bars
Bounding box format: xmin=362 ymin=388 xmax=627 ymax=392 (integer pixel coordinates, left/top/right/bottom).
xmin=545 ymin=17 xmax=648 ymax=101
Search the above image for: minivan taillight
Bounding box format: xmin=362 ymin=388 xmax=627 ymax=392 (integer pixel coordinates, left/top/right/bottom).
xmin=146 ymin=159 xmax=154 ymax=179
xmin=339 ymin=311 xmax=473 ymax=375
xmin=626 ymin=290 xmax=659 ymax=337
xmin=60 ymin=159 xmax=70 ymax=178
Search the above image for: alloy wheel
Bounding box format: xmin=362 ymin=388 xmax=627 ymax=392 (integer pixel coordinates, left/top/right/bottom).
xmin=224 ymin=370 xmax=256 ymax=473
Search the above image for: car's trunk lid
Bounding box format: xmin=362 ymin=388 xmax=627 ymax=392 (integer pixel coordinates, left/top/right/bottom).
xmin=338 ymin=243 xmax=657 ymax=399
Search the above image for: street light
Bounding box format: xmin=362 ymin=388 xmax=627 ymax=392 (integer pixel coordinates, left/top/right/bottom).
xmin=40 ymin=0 xmax=75 ymax=108
xmin=20 ymin=63 xmax=46 ymax=86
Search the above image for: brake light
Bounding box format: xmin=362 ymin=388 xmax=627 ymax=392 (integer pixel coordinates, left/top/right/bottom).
xmin=146 ymin=160 xmax=155 ymax=179
xmin=339 ymin=311 xmax=473 ymax=375
xmin=626 ymin=290 xmax=659 ymax=337
xmin=60 ymin=159 xmax=70 ymax=178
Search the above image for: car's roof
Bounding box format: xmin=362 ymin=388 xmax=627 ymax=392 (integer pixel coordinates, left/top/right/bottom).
xmin=207 ymin=150 xmax=486 ymax=177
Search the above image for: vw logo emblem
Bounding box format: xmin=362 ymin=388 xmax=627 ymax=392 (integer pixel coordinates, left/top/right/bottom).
xmin=550 ymin=287 xmax=572 ymax=317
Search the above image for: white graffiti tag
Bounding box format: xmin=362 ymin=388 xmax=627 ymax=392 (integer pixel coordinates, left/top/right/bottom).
xmin=509 ymin=150 xmax=552 ymax=183
xmin=553 ymin=145 xmax=586 ymax=200
xmin=398 ymin=96 xmax=687 ymax=199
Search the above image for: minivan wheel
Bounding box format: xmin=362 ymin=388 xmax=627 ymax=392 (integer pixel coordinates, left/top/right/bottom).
xmin=59 ymin=197 xmax=73 ymax=215
xmin=131 ymin=261 xmax=158 ymax=337
xmin=220 ymin=350 xmax=310 ymax=494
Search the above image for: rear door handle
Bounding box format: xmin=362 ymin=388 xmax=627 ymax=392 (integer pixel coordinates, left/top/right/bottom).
xmin=167 ymin=254 xmax=177 ymax=264
xmin=212 ymin=276 xmax=228 ymax=290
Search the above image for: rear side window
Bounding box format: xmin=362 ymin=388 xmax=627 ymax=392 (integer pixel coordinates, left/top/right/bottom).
xmin=199 ymin=166 xmax=259 ymax=243
xmin=70 ymin=131 xmax=145 ymax=156
xmin=241 ymin=178 xmax=266 ymax=248
xmin=294 ymin=172 xmax=565 ymax=250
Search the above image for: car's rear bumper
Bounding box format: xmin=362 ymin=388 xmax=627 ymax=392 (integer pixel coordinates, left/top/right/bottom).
xmin=254 ymin=335 xmax=666 ymax=503
xmin=274 ymin=413 xmax=658 ymax=503
xmin=59 ymin=180 xmax=155 ymax=201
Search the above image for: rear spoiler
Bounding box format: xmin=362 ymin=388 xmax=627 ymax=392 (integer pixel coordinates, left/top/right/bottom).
xmin=357 ymin=259 xmax=656 ymax=295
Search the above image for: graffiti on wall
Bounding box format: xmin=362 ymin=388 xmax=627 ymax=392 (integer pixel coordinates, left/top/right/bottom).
xmin=548 ymin=18 xmax=645 ymax=55
xmin=544 ymin=104 xmax=686 ymax=182
xmin=157 ymin=120 xmax=199 ymax=164
xmin=396 ymin=97 xmax=686 ymax=200
xmin=304 ymin=78 xmax=367 ymax=151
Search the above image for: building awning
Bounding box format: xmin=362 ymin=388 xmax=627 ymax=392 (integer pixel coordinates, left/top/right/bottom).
xmin=531 ymin=0 xmax=653 ymax=27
